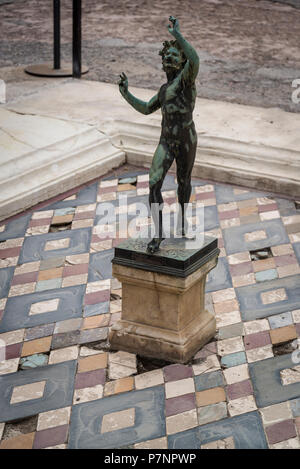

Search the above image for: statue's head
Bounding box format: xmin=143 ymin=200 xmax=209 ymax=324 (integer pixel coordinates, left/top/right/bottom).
xmin=159 ymin=40 xmax=187 ymax=73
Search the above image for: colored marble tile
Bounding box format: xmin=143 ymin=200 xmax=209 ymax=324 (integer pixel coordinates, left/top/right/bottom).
xmin=42 ymin=183 xmax=98 ymax=210
xmin=79 ymin=327 xmax=108 ymax=345
xmin=163 ymin=364 xmax=193 ymax=382
xmin=0 ymin=214 xmax=31 ymax=242
xmin=215 ymin=185 xmax=264 ymax=204
xmin=51 ymin=330 xmax=81 ymax=349
xmin=68 ymin=386 xmax=165 ymax=449
xmin=236 ymin=275 xmax=300 ymax=321
xmin=75 ymin=369 xmax=106 ymax=389
xmin=255 ymin=269 xmax=278 ymax=282
xmin=36 ymin=278 xmax=62 ymax=291
xmin=197 ymin=402 xmax=227 ymax=426
xmin=24 ymin=323 xmax=55 ymax=342
xmin=223 ymin=219 xmax=289 ymax=255
xmin=83 ymin=301 xmax=110 ymax=317
xmin=0 ymin=361 xmax=76 ymax=422
xmin=226 ymin=379 xmax=253 ymax=400
xmin=290 ymin=398 xmax=300 ymax=417
xmin=218 ymin=323 xmax=244 ymax=340
xmin=194 ymin=370 xmax=225 ymax=391
xmin=205 ymin=257 xmax=232 ymax=293
xmin=265 ymin=419 xmax=297 ymax=445
xmin=249 ymin=354 xmax=300 ymax=407
xmin=134 ymin=369 xmax=164 ymax=390
xmin=221 ymin=351 xmax=247 ymax=368
xmin=0 ymin=285 xmax=85 ymax=333
xmin=88 ymin=249 xmax=114 ymax=282
xmin=33 ymin=424 xmax=69 ymax=449
xmin=0 ymin=267 xmax=14 ymax=299
xmin=19 ymin=228 xmax=91 ymax=264
xmin=168 ymin=411 xmax=268 ymax=449
xmin=244 ymin=331 xmax=271 ymax=350
xmin=165 ymin=393 xmax=196 ymax=418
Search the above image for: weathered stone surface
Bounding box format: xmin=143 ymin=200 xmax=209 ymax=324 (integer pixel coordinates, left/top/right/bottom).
xmin=109 ymin=249 xmax=218 ymax=363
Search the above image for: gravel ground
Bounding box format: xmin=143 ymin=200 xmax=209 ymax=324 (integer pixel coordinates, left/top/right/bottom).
xmin=0 ymin=0 xmax=300 ymax=112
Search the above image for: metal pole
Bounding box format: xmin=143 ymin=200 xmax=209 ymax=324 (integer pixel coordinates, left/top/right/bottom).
xmin=72 ymin=0 xmax=81 ymax=78
xmin=53 ymin=0 xmax=60 ymax=70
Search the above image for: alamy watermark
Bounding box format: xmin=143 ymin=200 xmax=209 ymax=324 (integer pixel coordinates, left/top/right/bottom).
xmin=292 ymin=79 xmax=300 ymax=104
xmin=95 ymin=195 xmax=205 ymax=250
xmin=0 ymin=79 xmax=6 ymax=104
xmin=0 ymin=339 xmax=6 ymax=364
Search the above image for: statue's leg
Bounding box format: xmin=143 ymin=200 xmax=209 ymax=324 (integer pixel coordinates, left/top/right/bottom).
xmin=176 ymin=127 xmax=197 ymax=236
xmin=147 ymin=142 xmax=174 ymax=253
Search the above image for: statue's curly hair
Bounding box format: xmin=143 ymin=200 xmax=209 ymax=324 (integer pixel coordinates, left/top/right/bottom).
xmin=159 ymin=40 xmax=187 ymax=66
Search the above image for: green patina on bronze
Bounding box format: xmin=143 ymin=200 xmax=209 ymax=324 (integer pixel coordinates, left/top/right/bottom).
xmin=119 ymin=16 xmax=199 ymax=253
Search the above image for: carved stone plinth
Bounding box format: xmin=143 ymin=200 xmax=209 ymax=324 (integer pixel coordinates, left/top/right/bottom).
xmin=109 ymin=237 xmax=219 ymax=363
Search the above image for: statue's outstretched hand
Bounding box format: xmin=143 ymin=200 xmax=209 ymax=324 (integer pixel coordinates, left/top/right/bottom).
xmin=119 ymin=72 xmax=128 ymax=94
xmin=168 ymin=16 xmax=180 ymax=36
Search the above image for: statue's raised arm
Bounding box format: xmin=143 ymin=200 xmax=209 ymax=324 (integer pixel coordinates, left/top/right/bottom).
xmin=167 ymin=16 xmax=199 ymax=83
xmin=118 ymin=73 xmax=161 ymax=115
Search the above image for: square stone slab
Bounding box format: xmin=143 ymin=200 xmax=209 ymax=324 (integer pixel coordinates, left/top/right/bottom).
xmin=236 ymin=274 xmax=300 ymax=321
xmin=168 ymin=411 xmax=267 ymax=449
xmin=0 ymin=285 xmax=85 ymax=333
xmin=0 ymin=214 xmax=31 ymax=242
xmin=0 ymin=361 xmax=76 ymax=422
xmin=249 ymin=354 xmax=300 ymax=408
xmin=223 ymin=219 xmax=289 ymax=255
xmin=68 ymin=386 xmax=165 ymax=449
xmin=19 ymin=228 xmax=91 ymax=264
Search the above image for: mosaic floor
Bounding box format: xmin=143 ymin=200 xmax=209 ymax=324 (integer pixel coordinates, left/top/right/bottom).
xmin=0 ymin=167 xmax=300 ymax=449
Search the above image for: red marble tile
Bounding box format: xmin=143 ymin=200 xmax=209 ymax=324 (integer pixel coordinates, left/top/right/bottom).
xmin=92 ymin=234 xmax=114 ymax=243
xmin=73 ymin=211 xmax=96 ymax=221
xmin=274 ymin=254 xmax=298 ymax=267
xmin=33 ymin=424 xmax=69 ymax=449
xmin=85 ymin=290 xmax=110 ymax=305
xmin=226 ymin=379 xmax=253 ymax=400
xmin=244 ymin=331 xmax=271 ymax=350
xmin=6 ymin=342 xmax=22 ymax=359
xmin=165 ymin=393 xmax=196 ymax=417
xmin=11 ymin=271 xmax=38 ymax=286
xmin=164 ymin=197 xmax=176 ymax=205
xmin=137 ymin=181 xmax=149 ymax=188
xmin=195 ymin=192 xmax=215 ymax=200
xmin=75 ymin=369 xmax=106 ymax=389
xmin=29 ymin=218 xmax=52 ymax=227
xmin=63 ymin=264 xmax=89 ymax=277
xmin=258 ymin=203 xmax=278 ymax=213
xmin=0 ymin=247 xmax=21 ymax=259
xmin=229 ymin=261 xmax=253 ymax=276
xmin=98 ymin=186 xmax=117 ymax=194
xmin=163 ymin=364 xmax=193 ymax=382
xmin=218 ymin=209 xmax=239 ymax=220
xmin=265 ymin=420 xmax=297 ymax=444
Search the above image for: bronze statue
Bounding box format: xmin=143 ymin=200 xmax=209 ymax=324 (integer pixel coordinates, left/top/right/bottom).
xmin=119 ymin=16 xmax=199 ymax=253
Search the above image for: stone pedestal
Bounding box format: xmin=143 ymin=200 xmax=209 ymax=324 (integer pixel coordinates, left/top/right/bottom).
xmin=109 ymin=237 xmax=219 ymax=364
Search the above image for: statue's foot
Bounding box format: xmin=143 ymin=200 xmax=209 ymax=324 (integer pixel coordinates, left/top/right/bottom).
xmin=147 ymin=237 xmax=165 ymax=254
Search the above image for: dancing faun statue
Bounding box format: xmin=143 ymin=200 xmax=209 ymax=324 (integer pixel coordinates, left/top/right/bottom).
xmin=119 ymin=16 xmax=199 ymax=253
